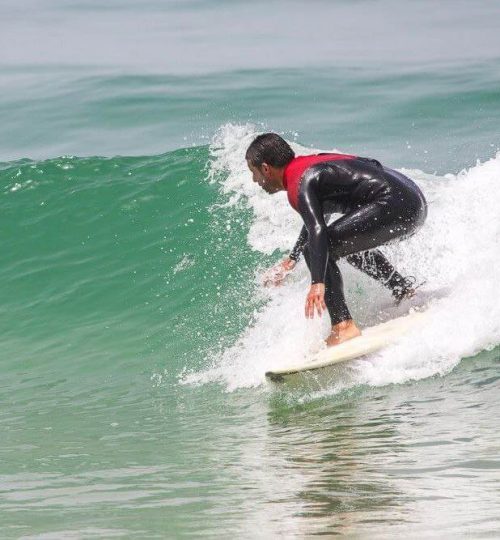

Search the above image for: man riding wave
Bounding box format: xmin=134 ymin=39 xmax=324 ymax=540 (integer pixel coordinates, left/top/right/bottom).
xmin=246 ymin=133 xmax=427 ymax=346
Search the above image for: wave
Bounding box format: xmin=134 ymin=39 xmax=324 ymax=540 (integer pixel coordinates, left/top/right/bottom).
xmin=0 ymin=148 xmax=224 ymax=376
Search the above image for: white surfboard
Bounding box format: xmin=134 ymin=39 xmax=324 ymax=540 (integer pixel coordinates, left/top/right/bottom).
xmin=265 ymin=309 xmax=429 ymax=382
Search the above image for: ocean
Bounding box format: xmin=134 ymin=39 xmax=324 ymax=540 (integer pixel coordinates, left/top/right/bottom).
xmin=1 ymin=1 xmax=499 ymax=538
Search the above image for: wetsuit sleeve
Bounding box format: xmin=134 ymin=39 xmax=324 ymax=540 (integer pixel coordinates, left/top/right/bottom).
xmin=297 ymin=170 xmax=329 ymax=284
xmin=289 ymin=225 xmax=308 ymax=261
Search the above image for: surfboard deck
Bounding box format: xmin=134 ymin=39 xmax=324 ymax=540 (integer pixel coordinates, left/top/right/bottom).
xmin=265 ymin=309 xmax=428 ymax=383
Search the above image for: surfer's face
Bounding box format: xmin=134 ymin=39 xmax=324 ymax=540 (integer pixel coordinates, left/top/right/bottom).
xmin=247 ymin=160 xmax=281 ymax=194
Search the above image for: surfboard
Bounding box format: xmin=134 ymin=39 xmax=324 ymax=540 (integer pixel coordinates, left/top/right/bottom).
xmin=265 ymin=309 xmax=429 ymax=383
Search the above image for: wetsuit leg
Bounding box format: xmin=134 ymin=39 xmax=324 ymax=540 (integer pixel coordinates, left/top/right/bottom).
xmin=322 ymin=197 xmax=425 ymax=324
xmin=303 ymin=243 xmax=351 ymax=325
xmin=345 ymin=249 xmax=411 ymax=294
xmin=328 ymin=199 xmax=423 ymax=259
xmin=293 ymin=227 xmax=413 ymax=298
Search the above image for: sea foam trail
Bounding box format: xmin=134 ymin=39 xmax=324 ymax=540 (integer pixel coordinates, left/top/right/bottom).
xmin=181 ymin=123 xmax=500 ymax=392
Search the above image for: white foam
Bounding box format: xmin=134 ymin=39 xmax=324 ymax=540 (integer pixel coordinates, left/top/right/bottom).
xmin=181 ymin=123 xmax=500 ymax=393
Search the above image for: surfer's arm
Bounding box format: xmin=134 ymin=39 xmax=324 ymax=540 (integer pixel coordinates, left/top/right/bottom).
xmin=289 ymin=225 xmax=308 ymax=262
xmin=297 ymin=170 xmax=328 ymax=284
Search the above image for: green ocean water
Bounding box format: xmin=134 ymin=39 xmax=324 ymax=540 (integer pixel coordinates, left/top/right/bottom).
xmin=2 ymin=0 xmax=500 ymax=538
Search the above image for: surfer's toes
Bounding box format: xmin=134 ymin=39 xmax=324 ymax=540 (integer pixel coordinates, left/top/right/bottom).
xmin=392 ymin=276 xmax=426 ymax=304
xmin=396 ymin=287 xmax=415 ymax=304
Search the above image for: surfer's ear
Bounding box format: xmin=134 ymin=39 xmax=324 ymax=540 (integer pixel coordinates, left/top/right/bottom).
xmin=261 ymin=163 xmax=271 ymax=176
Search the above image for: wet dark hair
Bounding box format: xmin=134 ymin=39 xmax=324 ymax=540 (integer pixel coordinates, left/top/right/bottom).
xmin=245 ymin=133 xmax=295 ymax=168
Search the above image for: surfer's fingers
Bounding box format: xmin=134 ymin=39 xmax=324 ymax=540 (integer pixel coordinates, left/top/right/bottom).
xmin=307 ymin=298 xmax=314 ymax=319
xmin=314 ymin=296 xmax=324 ymax=317
xmin=305 ymin=296 xmax=314 ymax=319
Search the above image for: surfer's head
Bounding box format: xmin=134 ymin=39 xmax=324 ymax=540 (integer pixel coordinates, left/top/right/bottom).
xmin=246 ymin=133 xmax=294 ymax=194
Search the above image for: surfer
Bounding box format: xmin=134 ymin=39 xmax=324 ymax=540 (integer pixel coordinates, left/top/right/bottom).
xmin=246 ymin=133 xmax=427 ymax=346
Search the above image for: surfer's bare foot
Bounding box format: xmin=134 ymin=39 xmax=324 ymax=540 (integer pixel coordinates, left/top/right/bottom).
xmin=325 ymin=319 xmax=361 ymax=347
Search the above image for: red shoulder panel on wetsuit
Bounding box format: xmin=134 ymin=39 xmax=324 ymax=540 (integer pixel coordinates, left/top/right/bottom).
xmin=282 ymin=153 xmax=356 ymax=211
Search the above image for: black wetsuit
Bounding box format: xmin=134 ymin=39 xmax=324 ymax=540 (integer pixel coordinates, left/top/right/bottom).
xmin=284 ymin=155 xmax=427 ymax=325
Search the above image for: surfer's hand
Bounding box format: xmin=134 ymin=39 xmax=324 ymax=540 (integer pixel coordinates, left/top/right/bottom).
xmin=305 ymin=283 xmax=326 ymax=318
xmin=262 ymin=257 xmax=296 ymax=287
